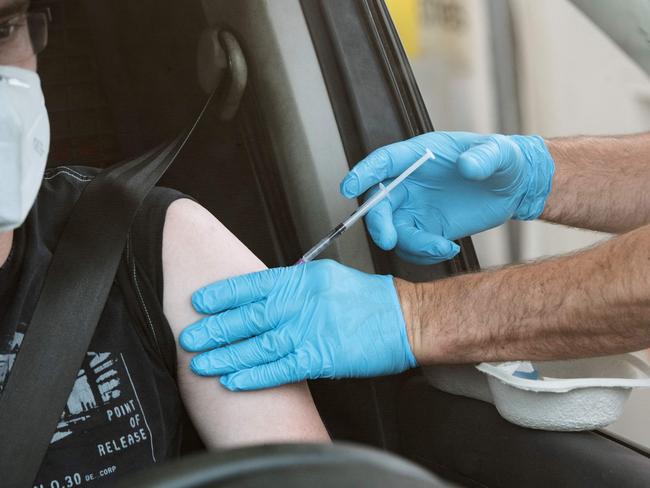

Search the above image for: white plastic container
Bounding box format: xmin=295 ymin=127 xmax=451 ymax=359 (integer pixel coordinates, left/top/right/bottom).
xmin=424 ymin=354 xmax=650 ymax=431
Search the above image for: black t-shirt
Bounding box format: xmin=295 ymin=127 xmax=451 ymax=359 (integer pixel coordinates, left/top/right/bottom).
xmin=0 ymin=166 xmax=187 ymax=486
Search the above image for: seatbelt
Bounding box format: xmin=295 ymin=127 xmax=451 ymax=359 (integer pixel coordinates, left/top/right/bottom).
xmin=0 ymin=91 xmax=215 ymax=488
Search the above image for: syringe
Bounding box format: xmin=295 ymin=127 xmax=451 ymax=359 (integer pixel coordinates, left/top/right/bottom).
xmin=296 ymin=149 xmax=435 ymax=264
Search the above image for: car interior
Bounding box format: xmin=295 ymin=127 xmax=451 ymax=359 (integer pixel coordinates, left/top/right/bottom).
xmin=30 ymin=0 xmax=650 ymax=485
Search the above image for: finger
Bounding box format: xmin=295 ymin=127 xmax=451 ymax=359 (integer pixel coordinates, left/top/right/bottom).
xmin=365 ymin=200 xmax=397 ymax=250
xmin=189 ymin=331 xmax=292 ymax=377
xmin=363 ymin=184 xmax=408 ymax=251
xmin=340 ymin=143 xmax=426 ymax=198
xmin=192 ymin=267 xmax=284 ymax=314
xmin=394 ymin=216 xmax=460 ymax=265
xmin=457 ymin=135 xmax=521 ymax=182
xmin=180 ymin=302 xmax=270 ymax=352
xmin=220 ymin=354 xmax=304 ymax=391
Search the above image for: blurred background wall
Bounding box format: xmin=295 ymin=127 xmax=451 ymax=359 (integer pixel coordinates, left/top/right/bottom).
xmin=386 ymin=0 xmax=650 ymax=449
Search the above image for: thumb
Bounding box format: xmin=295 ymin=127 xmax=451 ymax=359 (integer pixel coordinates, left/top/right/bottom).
xmin=363 ymin=183 xmax=408 ymax=251
xmin=457 ymin=135 xmax=521 ymax=182
xmin=365 ymin=199 xmax=398 ymax=250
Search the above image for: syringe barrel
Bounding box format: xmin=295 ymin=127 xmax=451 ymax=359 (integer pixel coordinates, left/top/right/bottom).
xmin=298 ymin=149 xmax=434 ymax=264
xmin=301 ymin=223 xmax=347 ymax=262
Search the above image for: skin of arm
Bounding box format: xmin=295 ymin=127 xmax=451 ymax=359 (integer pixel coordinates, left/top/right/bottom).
xmin=542 ymin=132 xmax=650 ymax=233
xmin=393 ymin=132 xmax=650 ymax=364
xmin=161 ymin=199 xmax=329 ymax=447
xmin=397 ymin=221 xmax=650 ymax=365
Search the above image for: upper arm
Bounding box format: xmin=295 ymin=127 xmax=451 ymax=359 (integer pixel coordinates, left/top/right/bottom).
xmin=161 ymin=198 xmax=329 ymax=448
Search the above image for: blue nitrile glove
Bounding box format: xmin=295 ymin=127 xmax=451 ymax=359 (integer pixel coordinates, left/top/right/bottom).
xmin=340 ymin=132 xmax=555 ymax=264
xmin=180 ymin=259 xmax=417 ymax=391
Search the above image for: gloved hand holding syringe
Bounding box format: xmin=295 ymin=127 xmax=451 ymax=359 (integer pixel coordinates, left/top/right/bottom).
xmin=297 ymin=149 xmax=435 ymax=264
xmin=182 ymin=131 xmax=561 ymax=392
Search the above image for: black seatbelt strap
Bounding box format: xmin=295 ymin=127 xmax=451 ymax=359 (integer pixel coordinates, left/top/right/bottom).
xmin=0 ymin=91 xmax=215 ymax=488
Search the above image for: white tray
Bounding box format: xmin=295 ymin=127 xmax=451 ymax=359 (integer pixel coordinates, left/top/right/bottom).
xmin=424 ymin=354 xmax=650 ymax=431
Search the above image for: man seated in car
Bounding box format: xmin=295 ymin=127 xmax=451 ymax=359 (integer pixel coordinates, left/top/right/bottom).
xmin=0 ymin=0 xmax=329 ymax=484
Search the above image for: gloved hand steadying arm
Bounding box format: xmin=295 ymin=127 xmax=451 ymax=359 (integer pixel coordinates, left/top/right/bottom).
xmin=180 ymin=260 xmax=417 ymax=391
xmin=340 ymin=131 xmax=555 ymax=264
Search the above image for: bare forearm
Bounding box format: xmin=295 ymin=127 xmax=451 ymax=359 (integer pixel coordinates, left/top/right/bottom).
xmin=398 ymin=224 xmax=650 ymax=364
xmin=541 ymin=132 xmax=650 ymax=232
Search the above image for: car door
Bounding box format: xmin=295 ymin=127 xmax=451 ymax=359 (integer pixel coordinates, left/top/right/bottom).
xmin=199 ymin=1 xmax=650 ymax=486
xmin=39 ymin=0 xmax=650 ymax=485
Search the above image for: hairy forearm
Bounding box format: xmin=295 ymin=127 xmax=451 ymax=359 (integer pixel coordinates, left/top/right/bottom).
xmin=398 ymin=224 xmax=650 ymax=364
xmin=541 ymin=132 xmax=650 ymax=232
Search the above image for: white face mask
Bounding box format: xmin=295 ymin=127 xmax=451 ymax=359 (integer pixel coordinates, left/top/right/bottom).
xmin=0 ymin=65 xmax=50 ymax=232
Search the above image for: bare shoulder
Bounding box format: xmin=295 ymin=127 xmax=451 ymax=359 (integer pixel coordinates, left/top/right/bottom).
xmin=159 ymin=198 xmax=328 ymax=447
xmin=162 ymin=198 xmax=265 ymax=290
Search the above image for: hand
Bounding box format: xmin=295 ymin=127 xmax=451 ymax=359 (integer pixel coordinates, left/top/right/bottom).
xmin=179 ymin=260 xmax=417 ymax=391
xmin=340 ymin=131 xmax=555 ymax=264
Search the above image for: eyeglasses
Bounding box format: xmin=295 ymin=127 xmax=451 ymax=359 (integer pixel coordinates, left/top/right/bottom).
xmin=0 ymin=10 xmax=50 ymax=66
